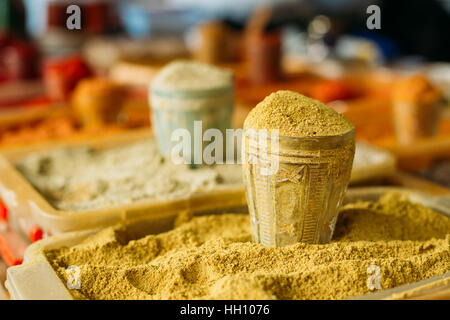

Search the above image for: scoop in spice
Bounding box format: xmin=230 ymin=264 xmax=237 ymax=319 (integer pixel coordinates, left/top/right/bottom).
xmin=244 ymin=90 xmax=354 ymax=137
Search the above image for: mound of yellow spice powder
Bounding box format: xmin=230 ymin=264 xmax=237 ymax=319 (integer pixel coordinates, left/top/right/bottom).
xmin=46 ymin=193 xmax=450 ymax=300
xmin=244 ymin=90 xmax=354 ymax=137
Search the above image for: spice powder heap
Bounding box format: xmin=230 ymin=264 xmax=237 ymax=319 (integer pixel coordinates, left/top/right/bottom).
xmin=244 ymin=90 xmax=354 ymax=137
xmin=46 ymin=192 xmax=450 ymax=300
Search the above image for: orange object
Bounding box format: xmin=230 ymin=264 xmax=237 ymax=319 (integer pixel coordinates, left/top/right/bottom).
xmin=72 ymin=78 xmax=126 ymax=128
xmin=0 ymin=228 xmax=27 ymax=266
xmin=245 ymin=31 xmax=281 ymax=84
xmin=28 ymin=225 xmax=43 ymax=243
xmin=0 ymin=35 xmax=41 ymax=81
xmin=0 ymin=116 xmax=78 ymax=147
xmin=310 ymin=80 xmax=357 ymax=103
xmin=392 ymin=74 xmax=443 ymax=145
xmin=392 ymin=74 xmax=442 ymax=106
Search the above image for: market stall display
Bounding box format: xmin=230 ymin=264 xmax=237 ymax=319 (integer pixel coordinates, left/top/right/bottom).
xmin=0 ymin=0 xmax=449 ymax=303
xmin=0 ymin=127 xmax=399 ymax=243
xmin=0 ymin=111 xmax=149 ymax=150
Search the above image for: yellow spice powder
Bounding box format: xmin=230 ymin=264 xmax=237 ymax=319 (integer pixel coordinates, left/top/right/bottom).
xmin=46 ymin=193 xmax=450 ymax=300
xmin=244 ymin=90 xmax=354 ymax=137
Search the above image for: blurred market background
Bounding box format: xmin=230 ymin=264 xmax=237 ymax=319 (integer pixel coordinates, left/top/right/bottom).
xmin=0 ymin=0 xmax=450 ymax=186
xmin=2 ymin=0 xmax=450 ymax=300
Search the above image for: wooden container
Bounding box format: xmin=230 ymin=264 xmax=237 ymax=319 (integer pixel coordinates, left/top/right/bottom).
xmin=192 ymin=21 xmax=232 ymax=64
xmin=392 ymin=75 xmax=443 ymax=145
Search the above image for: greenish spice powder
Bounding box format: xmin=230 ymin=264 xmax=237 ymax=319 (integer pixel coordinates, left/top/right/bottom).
xmin=46 ymin=193 xmax=450 ymax=300
xmin=244 ymin=90 xmax=354 ymax=137
xmin=16 ymin=139 xmax=242 ymax=211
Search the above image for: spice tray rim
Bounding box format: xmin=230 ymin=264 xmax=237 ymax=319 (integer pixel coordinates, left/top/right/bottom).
xmin=6 ymin=187 xmax=450 ymax=300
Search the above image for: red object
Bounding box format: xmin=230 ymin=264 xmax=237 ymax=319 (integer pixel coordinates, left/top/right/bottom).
xmin=0 ymin=200 xmax=7 ymax=222
xmin=310 ymin=80 xmax=358 ymax=103
xmin=28 ymin=225 xmax=43 ymax=243
xmin=0 ymin=94 xmax=51 ymax=109
xmin=21 ymin=95 xmax=52 ymax=107
xmin=0 ymin=228 xmax=27 ymax=266
xmin=0 ymin=34 xmax=41 ymax=81
xmin=44 ymin=56 xmax=93 ymax=102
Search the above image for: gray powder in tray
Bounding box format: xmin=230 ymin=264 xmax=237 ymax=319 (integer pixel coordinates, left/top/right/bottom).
xmin=15 ymin=139 xmax=243 ymax=212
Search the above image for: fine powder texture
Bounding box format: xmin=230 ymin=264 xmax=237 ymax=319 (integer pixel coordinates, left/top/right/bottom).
xmin=16 ymin=139 xmax=242 ymax=211
xmin=46 ymin=193 xmax=450 ymax=300
xmin=244 ymin=90 xmax=354 ymax=137
xmin=152 ymin=60 xmax=233 ymax=91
